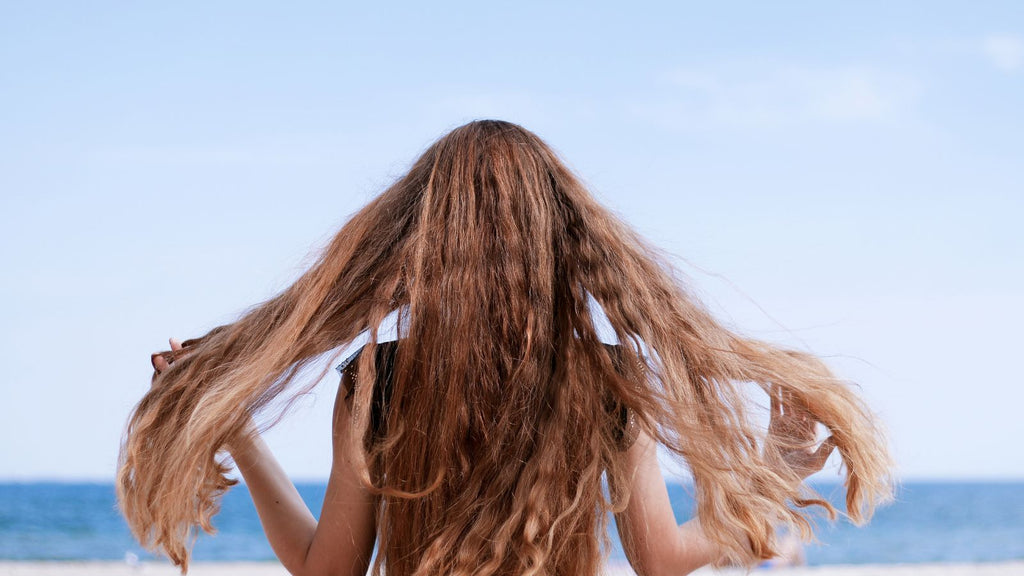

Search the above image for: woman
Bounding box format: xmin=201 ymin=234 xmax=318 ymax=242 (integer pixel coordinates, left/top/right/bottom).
xmin=121 ymin=119 xmax=893 ymax=576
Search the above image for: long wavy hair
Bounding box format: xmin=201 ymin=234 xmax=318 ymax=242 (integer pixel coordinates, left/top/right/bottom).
xmin=118 ymin=119 xmax=893 ymax=575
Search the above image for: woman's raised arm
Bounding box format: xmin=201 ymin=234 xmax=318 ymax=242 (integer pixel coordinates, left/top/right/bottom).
xmin=611 ymin=386 xmax=838 ymax=576
xmin=611 ymin=430 xmax=725 ymax=576
xmin=223 ymin=365 xmax=377 ymax=576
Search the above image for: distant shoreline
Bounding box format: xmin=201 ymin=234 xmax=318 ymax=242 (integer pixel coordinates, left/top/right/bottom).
xmin=3 ymin=561 xmax=1024 ymax=576
xmin=3 ymin=482 xmax=1024 ymax=566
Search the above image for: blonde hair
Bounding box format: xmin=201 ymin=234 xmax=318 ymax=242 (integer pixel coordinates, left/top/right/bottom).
xmin=118 ymin=119 xmax=894 ymax=575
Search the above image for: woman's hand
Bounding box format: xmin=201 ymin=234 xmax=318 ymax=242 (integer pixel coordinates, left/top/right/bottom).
xmin=150 ymin=336 xmax=258 ymax=449
xmin=766 ymin=386 xmax=837 ymax=482
xmin=150 ymin=337 xmax=185 ymax=387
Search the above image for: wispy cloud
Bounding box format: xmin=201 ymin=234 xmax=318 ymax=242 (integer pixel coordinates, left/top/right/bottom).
xmin=982 ymin=34 xmax=1024 ymax=72
xmin=636 ymin=60 xmax=918 ymax=129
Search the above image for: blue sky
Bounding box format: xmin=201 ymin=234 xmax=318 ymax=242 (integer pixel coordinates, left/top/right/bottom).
xmin=1 ymin=2 xmax=1021 ymax=480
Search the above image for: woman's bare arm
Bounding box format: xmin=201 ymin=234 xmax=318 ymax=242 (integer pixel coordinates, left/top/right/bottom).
xmin=611 ymin=430 xmax=725 ymax=576
xmin=226 ymin=430 xmax=320 ymax=573
xmin=156 ymin=338 xmax=376 ymax=576
xmin=226 ymin=369 xmax=376 ymax=576
xmin=611 ymin=387 xmax=836 ymax=576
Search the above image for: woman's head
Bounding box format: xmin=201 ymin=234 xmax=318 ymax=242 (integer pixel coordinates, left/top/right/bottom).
xmin=118 ymin=119 xmax=894 ymax=575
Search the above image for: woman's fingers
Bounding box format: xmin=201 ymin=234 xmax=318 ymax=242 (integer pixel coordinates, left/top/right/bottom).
xmin=807 ymin=435 xmax=837 ymax=472
xmin=779 ymin=390 xmax=816 ymax=438
xmin=766 ymin=387 xmax=836 ymax=479
xmin=794 ymin=408 xmax=815 ymax=439
xmin=769 ymin=388 xmax=821 ymax=454
xmin=151 ymin=337 xmax=183 ymax=375
xmin=151 ymin=352 xmax=170 ymax=372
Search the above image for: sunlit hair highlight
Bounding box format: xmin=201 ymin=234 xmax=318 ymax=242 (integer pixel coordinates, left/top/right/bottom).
xmin=118 ymin=119 xmax=894 ymax=575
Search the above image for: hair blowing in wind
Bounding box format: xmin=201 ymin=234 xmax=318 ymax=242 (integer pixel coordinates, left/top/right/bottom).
xmin=118 ymin=120 xmax=894 ymax=575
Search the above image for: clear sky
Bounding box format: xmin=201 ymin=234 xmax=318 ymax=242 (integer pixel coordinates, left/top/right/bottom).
xmin=1 ymin=2 xmax=1021 ymax=481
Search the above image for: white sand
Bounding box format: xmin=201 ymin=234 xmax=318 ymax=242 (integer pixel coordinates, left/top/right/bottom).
xmin=2 ymin=562 xmax=1024 ymax=576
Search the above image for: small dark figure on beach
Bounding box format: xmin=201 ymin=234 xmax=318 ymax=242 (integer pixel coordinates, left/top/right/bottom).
xmin=122 ymin=120 xmax=893 ymax=576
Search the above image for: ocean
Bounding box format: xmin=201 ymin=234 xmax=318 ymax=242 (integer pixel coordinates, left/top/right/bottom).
xmin=1 ymin=481 xmax=1022 ymax=565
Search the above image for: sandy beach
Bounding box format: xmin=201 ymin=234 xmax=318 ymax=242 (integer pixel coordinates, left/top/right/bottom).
xmin=2 ymin=562 xmax=1023 ymax=576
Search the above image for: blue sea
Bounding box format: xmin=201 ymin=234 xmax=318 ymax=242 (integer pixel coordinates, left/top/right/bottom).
xmin=1 ymin=481 xmax=1022 ymax=565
